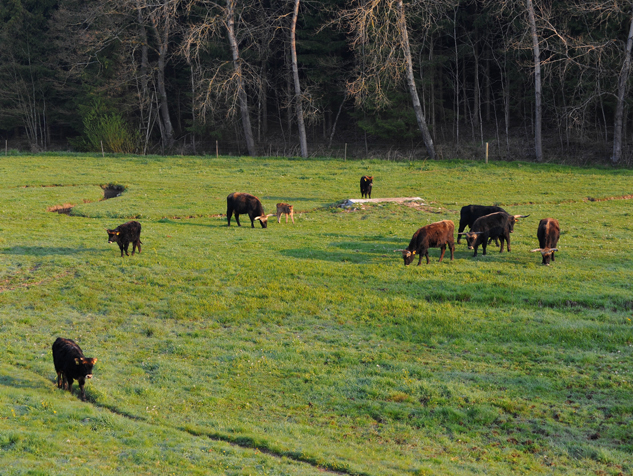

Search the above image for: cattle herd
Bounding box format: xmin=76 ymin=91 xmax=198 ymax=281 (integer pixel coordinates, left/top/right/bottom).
xmin=53 ymin=175 xmax=561 ymax=400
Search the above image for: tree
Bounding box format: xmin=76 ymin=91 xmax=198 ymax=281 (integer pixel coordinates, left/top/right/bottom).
xmin=290 ymin=0 xmax=308 ymax=157
xmin=526 ymin=0 xmax=543 ymax=162
xmin=341 ymin=0 xmax=450 ymax=160
xmin=611 ymin=4 xmax=633 ymax=164
xmin=0 ymin=0 xmax=60 ymax=150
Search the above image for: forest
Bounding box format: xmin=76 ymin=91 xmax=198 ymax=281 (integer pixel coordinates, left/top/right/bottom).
xmin=1 ymin=0 xmax=633 ymax=164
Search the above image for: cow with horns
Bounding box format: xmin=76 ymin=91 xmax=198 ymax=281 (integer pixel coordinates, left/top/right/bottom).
xmin=395 ymin=220 xmax=455 ymax=266
xmin=457 ymin=205 xmax=507 ymax=244
xmin=531 ymin=218 xmax=560 ymax=265
xmin=458 ymin=212 xmax=529 ymax=257
xmin=226 ymin=192 xmax=274 ymax=228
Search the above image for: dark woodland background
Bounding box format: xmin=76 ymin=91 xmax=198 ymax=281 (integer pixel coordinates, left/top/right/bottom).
xmin=2 ymin=0 xmax=633 ymax=164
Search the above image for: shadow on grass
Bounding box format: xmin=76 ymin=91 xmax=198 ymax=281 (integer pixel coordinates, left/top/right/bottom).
xmin=1 ymin=246 xmax=102 ymax=256
xmin=0 ymin=374 xmax=48 ymax=390
xmin=280 ymin=248 xmax=381 ymax=263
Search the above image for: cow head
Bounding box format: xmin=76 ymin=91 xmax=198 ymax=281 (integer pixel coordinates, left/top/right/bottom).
xmin=531 ymin=247 xmax=558 ymax=265
xmin=394 ymin=249 xmax=416 ymax=266
xmin=254 ymin=214 xmax=275 ymax=228
xmin=458 ymin=232 xmax=483 ymax=250
xmin=106 ymin=229 xmax=120 ymax=243
xmin=509 ymin=214 xmax=529 ymax=231
xmin=74 ymin=357 xmax=98 ymax=378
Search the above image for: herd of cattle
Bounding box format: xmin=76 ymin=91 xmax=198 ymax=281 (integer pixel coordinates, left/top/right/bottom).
xmin=54 ymin=174 xmax=561 ymax=400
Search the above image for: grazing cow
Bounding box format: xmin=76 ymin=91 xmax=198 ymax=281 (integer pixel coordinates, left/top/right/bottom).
xmin=360 ymin=176 xmax=373 ymax=199
xmin=531 ymin=218 xmax=560 ymax=265
xmin=457 ymin=205 xmax=507 ymax=243
xmin=106 ymin=221 xmax=142 ymax=257
xmin=276 ymin=203 xmax=295 ymax=224
xmin=226 ymin=192 xmax=274 ymax=228
xmin=394 ymin=220 xmax=455 ymax=266
xmin=52 ymin=337 xmax=97 ymax=402
xmin=458 ymin=212 xmax=528 ymax=257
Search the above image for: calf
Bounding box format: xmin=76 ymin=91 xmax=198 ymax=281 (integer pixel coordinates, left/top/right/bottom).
xmin=227 ymin=192 xmax=274 ymax=228
xmin=276 ymin=203 xmax=295 ymax=224
xmin=52 ymin=337 xmax=97 ymax=401
xmin=360 ymin=176 xmax=373 ymax=199
xmin=106 ymin=221 xmax=142 ymax=257
xmin=457 ymin=205 xmax=507 ymax=243
xmin=459 ymin=212 xmax=528 ymax=257
xmin=395 ymin=220 xmax=455 ymax=266
xmin=531 ymin=218 xmax=560 ymax=265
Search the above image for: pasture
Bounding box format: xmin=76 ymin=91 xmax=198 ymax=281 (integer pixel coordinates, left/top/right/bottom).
xmin=0 ymin=154 xmax=632 ymax=475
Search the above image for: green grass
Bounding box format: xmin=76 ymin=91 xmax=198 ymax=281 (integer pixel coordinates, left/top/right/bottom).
xmin=1 ymin=154 xmax=632 ymax=475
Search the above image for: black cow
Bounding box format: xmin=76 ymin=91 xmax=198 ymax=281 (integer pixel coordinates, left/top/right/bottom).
xmin=106 ymin=221 xmax=142 ymax=257
xmin=531 ymin=218 xmax=560 ymax=265
xmin=52 ymin=337 xmax=97 ymax=401
xmin=226 ymin=192 xmax=273 ymax=228
xmin=457 ymin=205 xmax=507 ymax=243
xmin=458 ymin=212 xmax=528 ymax=257
xmin=395 ymin=220 xmax=455 ymax=266
xmin=360 ymin=176 xmax=373 ymax=199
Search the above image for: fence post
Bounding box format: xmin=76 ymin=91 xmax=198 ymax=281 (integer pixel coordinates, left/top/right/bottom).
xmin=216 ymin=140 xmax=219 ymax=159
xmin=101 ymin=141 xmax=105 ymax=157
xmin=485 ymin=142 xmax=489 ymax=164
xmin=344 ymin=143 xmax=347 ymax=161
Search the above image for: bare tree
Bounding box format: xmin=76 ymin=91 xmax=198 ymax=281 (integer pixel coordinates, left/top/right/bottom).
xmin=341 ymin=0 xmax=453 ymax=160
xmin=290 ymin=0 xmax=308 ymax=157
xmin=526 ymin=0 xmax=543 ymax=161
xmin=184 ymin=0 xmax=258 ymax=156
xmin=612 ymin=4 xmax=633 ymax=164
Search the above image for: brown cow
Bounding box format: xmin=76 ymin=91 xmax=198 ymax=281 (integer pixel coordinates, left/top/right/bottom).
xmin=531 ymin=218 xmax=560 ymax=265
xmin=276 ymin=203 xmax=294 ymax=224
xmin=395 ymin=220 xmax=455 ymax=266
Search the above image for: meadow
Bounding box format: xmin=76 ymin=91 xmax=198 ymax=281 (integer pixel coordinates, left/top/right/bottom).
xmin=0 ymin=154 xmax=632 ymax=476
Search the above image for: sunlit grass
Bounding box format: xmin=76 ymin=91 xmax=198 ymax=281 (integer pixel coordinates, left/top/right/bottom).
xmin=0 ymin=154 xmax=632 ymax=475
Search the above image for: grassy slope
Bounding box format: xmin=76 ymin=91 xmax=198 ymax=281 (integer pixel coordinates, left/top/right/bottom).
xmin=1 ymin=155 xmax=632 ymax=475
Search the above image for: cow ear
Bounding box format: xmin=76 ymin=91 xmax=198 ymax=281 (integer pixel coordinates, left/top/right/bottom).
xmin=92 ymin=358 xmax=98 ymax=364
xmin=75 ymin=358 xmax=80 ymax=365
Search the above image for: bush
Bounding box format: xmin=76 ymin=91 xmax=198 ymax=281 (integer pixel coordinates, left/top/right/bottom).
xmin=70 ymin=100 xmax=138 ymax=153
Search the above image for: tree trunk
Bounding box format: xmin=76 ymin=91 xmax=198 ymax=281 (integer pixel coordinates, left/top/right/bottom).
xmin=150 ymin=12 xmax=175 ymax=150
xmin=527 ymin=0 xmax=543 ymax=162
xmin=612 ymin=6 xmax=633 ymax=164
xmin=226 ymin=0 xmax=256 ymax=156
xmin=290 ymin=0 xmax=308 ymax=158
xmin=397 ymin=0 xmax=435 ymax=160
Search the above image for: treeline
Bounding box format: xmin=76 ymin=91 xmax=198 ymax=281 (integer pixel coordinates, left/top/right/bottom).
xmin=1 ymin=0 xmax=632 ymax=164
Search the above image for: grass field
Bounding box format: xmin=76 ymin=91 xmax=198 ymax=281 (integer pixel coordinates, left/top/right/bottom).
xmin=1 ymin=154 xmax=632 ymax=475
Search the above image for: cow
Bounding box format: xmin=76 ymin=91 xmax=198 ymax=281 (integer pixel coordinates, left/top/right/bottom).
xmin=457 ymin=205 xmax=507 ymax=244
xmin=531 ymin=218 xmax=560 ymax=265
xmin=360 ymin=176 xmax=373 ymax=199
xmin=106 ymin=221 xmax=142 ymax=257
xmin=394 ymin=220 xmax=455 ymax=266
xmin=276 ymin=203 xmax=295 ymax=224
xmin=52 ymin=337 xmax=97 ymax=402
xmin=458 ymin=212 xmax=529 ymax=257
xmin=226 ymin=192 xmax=274 ymax=228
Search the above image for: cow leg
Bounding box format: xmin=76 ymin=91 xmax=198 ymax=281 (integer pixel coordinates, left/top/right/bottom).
xmin=551 ymin=252 xmax=555 ymax=262
xmin=506 ymin=236 xmax=511 ymax=252
xmin=277 ymin=213 xmax=281 ymax=224
xmin=481 ymin=241 xmax=487 ymax=256
xmin=136 ymin=240 xmax=142 ymax=254
xmin=227 ymin=209 xmax=233 ymax=226
xmin=249 ymin=213 xmax=255 ymax=228
xmin=425 ymin=251 xmax=430 ymax=265
xmin=118 ymin=243 xmax=124 ymax=257
xmin=124 ymin=242 xmax=130 ymax=256
xmin=457 ymin=222 xmax=466 ymax=243
xmin=449 ymin=242 xmax=455 ymax=260
xmin=78 ymin=378 xmax=86 ymax=401
xmin=291 ymin=212 xmax=294 ymax=224
xmin=285 ymin=213 xmax=288 ymax=223
xmin=67 ymin=378 xmax=74 ymax=395
xmin=56 ymin=371 xmax=63 ymax=389
xmin=235 ymin=214 xmax=241 ymax=227
xmin=438 ymin=245 xmax=446 ymax=262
